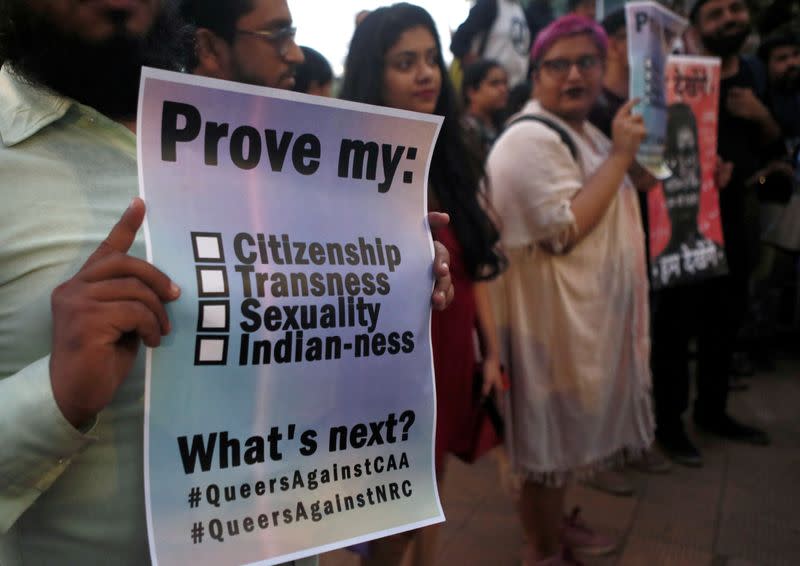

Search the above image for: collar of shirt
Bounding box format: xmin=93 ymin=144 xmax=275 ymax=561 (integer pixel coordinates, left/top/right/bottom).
xmin=0 ymin=64 xmax=132 ymax=149
xmin=0 ymin=64 xmax=75 ymax=147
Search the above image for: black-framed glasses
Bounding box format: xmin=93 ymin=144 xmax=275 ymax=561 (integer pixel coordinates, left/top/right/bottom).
xmin=539 ymin=55 xmax=601 ymax=77
xmin=235 ymin=25 xmax=297 ymax=57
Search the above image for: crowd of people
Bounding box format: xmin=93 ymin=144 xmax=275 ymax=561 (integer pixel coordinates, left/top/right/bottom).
xmin=1 ymin=1 xmax=798 ymax=566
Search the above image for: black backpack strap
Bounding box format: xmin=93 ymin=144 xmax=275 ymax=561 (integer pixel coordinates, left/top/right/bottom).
xmin=504 ymin=114 xmax=578 ymax=161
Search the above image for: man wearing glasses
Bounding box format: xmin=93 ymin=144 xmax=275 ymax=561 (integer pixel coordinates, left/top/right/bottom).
xmin=0 ymin=1 xmax=451 ymax=565
xmin=181 ymin=0 xmax=305 ymax=89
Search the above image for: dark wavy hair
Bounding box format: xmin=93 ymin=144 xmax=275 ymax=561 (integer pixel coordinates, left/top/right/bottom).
xmin=339 ymin=3 xmax=504 ymax=280
xmin=461 ymin=58 xmax=504 ymax=107
xmin=179 ymin=0 xmax=253 ymax=43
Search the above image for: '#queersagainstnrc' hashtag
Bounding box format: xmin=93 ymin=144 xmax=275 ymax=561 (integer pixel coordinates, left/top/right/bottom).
xmin=191 ymin=521 xmax=204 ymax=544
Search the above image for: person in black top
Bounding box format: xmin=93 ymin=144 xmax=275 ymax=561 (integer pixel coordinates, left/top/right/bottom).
xmin=758 ymin=32 xmax=800 ymax=160
xmin=588 ymin=10 xmax=627 ymax=137
xmin=525 ymin=0 xmax=554 ymax=41
xmin=450 ymin=0 xmax=532 ymax=87
xmin=747 ymin=32 xmax=800 ymax=362
xmin=651 ymin=0 xmax=778 ymax=466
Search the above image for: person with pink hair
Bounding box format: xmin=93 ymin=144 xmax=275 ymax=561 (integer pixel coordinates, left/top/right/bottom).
xmin=487 ymin=15 xmax=654 ymax=565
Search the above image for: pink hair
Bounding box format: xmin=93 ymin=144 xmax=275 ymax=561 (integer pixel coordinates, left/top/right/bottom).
xmin=531 ymin=14 xmax=609 ymax=68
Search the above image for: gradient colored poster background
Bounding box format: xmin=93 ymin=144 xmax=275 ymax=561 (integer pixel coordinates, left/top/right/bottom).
xmin=648 ymin=55 xmax=729 ymax=288
xmin=627 ymin=1 xmax=688 ymax=179
xmin=137 ymin=68 xmax=444 ymax=566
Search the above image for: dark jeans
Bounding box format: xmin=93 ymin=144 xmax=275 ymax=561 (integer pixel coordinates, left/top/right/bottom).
xmin=651 ymin=274 xmax=748 ymax=435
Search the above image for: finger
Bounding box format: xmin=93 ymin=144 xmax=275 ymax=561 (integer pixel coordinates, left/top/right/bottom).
xmin=89 ymin=278 xmax=172 ymax=335
xmin=104 ymin=300 xmax=163 ymax=348
xmin=431 ymin=268 xmax=453 ymax=310
xmin=481 ymin=378 xmax=492 ymax=398
xmin=627 ymin=118 xmax=646 ymax=130
xmin=83 ymin=198 xmax=146 ymax=267
xmin=617 ymin=97 xmax=642 ymax=117
xmin=431 ymin=289 xmax=448 ymax=310
xmin=80 ymin=254 xmax=180 ymax=302
xmin=432 ymin=270 xmax=452 ymax=305
xmin=427 ymin=212 xmax=450 ymax=230
xmin=433 ymin=241 xmax=451 ymax=276
xmin=445 ymin=280 xmax=455 ymax=305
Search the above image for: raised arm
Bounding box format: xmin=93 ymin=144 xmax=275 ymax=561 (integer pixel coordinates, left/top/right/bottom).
xmin=569 ymin=98 xmax=646 ymax=244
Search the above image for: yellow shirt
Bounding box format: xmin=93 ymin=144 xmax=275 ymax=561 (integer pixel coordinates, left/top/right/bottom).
xmin=0 ymin=65 xmax=316 ymax=566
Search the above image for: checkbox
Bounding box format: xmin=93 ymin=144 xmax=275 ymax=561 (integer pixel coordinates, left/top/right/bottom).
xmin=191 ymin=232 xmax=225 ymax=263
xmin=197 ymin=301 xmax=229 ymax=332
xmin=195 ymin=266 xmax=229 ymax=297
xmin=194 ymin=336 xmax=228 ymax=366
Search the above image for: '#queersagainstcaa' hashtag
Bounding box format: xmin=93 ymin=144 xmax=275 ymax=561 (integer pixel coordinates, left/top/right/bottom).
xmin=191 ymin=521 xmax=204 ymax=544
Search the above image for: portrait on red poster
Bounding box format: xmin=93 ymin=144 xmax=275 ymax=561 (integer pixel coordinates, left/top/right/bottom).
xmin=648 ymin=55 xmax=728 ymax=289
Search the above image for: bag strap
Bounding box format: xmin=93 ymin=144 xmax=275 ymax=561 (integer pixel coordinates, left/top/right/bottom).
xmin=503 ymin=114 xmax=578 ymax=161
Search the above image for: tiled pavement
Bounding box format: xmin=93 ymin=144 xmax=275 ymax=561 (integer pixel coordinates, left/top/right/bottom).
xmin=321 ymin=355 xmax=800 ymax=566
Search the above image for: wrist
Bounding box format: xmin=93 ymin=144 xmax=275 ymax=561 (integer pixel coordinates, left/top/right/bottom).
xmin=50 ymin=374 xmax=96 ymax=430
xmin=609 ymin=149 xmax=634 ymax=168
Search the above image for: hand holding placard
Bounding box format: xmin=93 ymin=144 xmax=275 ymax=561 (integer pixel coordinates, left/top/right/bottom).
xmin=611 ymin=98 xmax=648 ymax=164
xmin=49 ymin=198 xmax=181 ymax=428
xmin=428 ymin=211 xmax=453 ymax=311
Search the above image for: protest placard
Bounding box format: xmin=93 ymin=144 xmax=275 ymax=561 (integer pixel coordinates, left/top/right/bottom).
xmin=648 ymin=55 xmax=728 ymax=288
xmin=136 ymin=68 xmax=444 ymax=566
xmin=626 ymin=1 xmax=688 ymax=179
xmin=596 ymin=0 xmax=625 ymax=22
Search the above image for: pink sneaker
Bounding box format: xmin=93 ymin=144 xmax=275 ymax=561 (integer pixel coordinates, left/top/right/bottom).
xmin=561 ymin=507 xmax=617 ymax=556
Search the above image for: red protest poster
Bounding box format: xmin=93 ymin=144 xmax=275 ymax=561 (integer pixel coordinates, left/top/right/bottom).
xmin=648 ymin=55 xmax=728 ymax=289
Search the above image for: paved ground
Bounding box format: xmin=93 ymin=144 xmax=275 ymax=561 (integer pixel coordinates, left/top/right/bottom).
xmin=321 ymin=354 xmax=800 ymax=566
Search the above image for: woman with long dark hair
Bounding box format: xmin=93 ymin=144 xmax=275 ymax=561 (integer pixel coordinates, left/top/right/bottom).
xmin=340 ymin=4 xmax=506 ymax=564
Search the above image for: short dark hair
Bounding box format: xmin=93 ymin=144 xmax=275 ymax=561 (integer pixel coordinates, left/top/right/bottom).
xmin=688 ymin=0 xmax=708 ymax=24
xmin=568 ymin=0 xmax=593 ymax=12
xmin=757 ymin=31 xmax=800 ymax=62
xmin=179 ymin=0 xmax=253 ymax=43
xmin=601 ymin=8 xmax=626 ymax=37
xmin=461 ymin=59 xmax=504 ymax=106
xmin=293 ymin=46 xmax=334 ymax=93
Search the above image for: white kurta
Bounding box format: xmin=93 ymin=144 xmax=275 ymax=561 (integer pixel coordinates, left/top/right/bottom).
xmin=487 ymin=100 xmax=654 ymax=485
